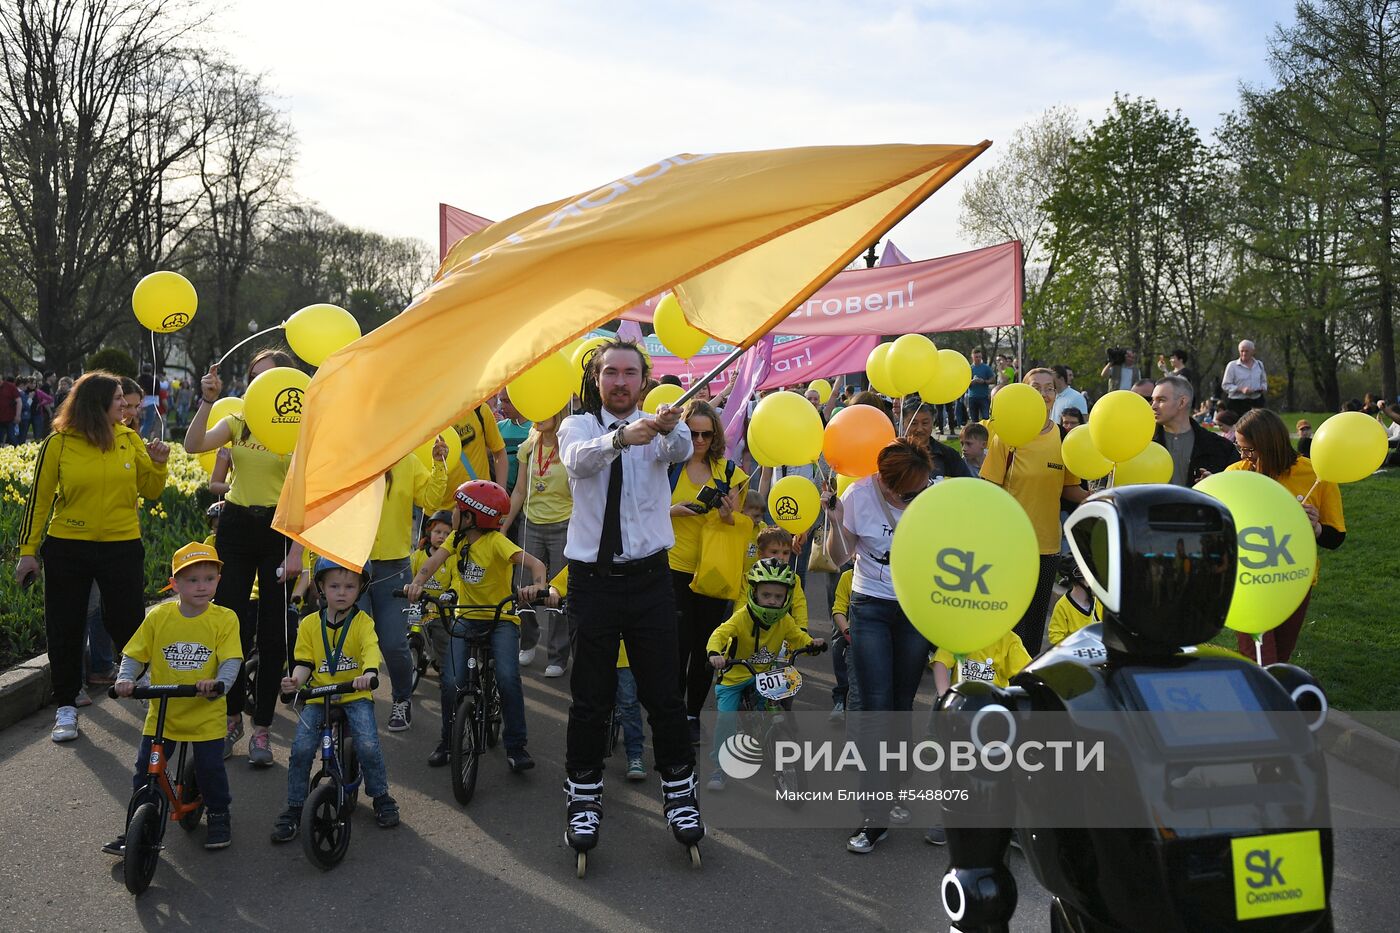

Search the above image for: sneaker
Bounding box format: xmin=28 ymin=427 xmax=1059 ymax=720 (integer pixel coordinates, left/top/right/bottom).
xmin=74 ymin=687 xmax=92 ymax=708
xmin=387 ymin=699 xmax=411 ymax=732
xmin=51 ymin=706 xmax=79 ymax=743
xmin=626 ymin=758 xmax=646 ymax=781
xmin=889 ymin=804 xmax=912 ymax=825
xmin=101 ymin=834 xmax=126 ymax=856
xmin=427 ymin=743 xmax=449 ymax=767
xmin=828 ymin=699 xmax=845 ymax=723
xmin=507 ymin=748 xmax=535 ymax=772
xmin=847 ymin=821 xmax=889 ymax=854
xmin=247 ymin=731 xmax=273 ymax=768
xmin=270 ymin=807 xmax=299 ymax=843
xmin=706 ymin=770 xmax=727 ymax=792
xmin=223 ymin=717 xmax=244 ymax=761
xmin=373 ymin=794 xmax=400 ymax=828
xmin=688 ymin=716 xmax=701 ymax=746
xmin=543 ymin=664 xmax=565 ymax=678
xmin=204 ymin=810 xmax=231 ymax=849
xmin=924 ymin=826 xmax=947 ymax=846
xmin=518 ymin=647 xmax=537 ymax=667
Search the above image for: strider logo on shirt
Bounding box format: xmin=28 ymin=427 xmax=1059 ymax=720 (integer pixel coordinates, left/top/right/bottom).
xmin=162 ymin=642 xmax=213 ymax=670
xmin=317 ymin=655 xmax=360 ymax=674
xmin=960 ymin=658 xmax=997 ymax=683
xmin=459 ymin=557 xmax=487 ymax=585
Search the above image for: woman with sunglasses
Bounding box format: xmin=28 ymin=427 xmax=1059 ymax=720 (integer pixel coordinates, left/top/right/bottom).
xmin=668 ymin=399 xmax=749 ymax=744
xmin=822 ymin=439 xmax=935 ymax=854
xmin=981 ymin=368 xmax=1090 ymax=656
xmin=1225 ymin=409 xmax=1344 ymax=664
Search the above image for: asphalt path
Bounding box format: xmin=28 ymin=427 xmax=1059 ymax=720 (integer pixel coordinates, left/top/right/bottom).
xmin=3 ymin=588 xmax=1397 ymax=930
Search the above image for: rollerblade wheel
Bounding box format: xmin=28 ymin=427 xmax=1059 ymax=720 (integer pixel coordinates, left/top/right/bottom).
xmin=689 ymin=844 xmax=702 ymax=869
xmin=576 ymin=850 xmax=587 ymax=878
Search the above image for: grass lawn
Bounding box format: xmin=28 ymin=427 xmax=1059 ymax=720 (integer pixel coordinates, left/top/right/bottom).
xmin=1211 ymin=468 xmax=1400 ymax=715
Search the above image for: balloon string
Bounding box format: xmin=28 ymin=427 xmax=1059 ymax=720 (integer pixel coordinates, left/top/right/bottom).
xmin=150 ymin=330 xmax=167 ymax=442
xmin=216 ymin=326 xmax=283 ymax=369
xmin=1298 ymin=479 xmax=1319 ymax=506
xmin=1107 ymin=464 xmax=1117 ymax=490
xmin=1253 ymin=634 xmax=1263 ymax=667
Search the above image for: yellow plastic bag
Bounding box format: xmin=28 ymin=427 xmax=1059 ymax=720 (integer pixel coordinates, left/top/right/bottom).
xmin=690 ymin=513 xmax=753 ymax=600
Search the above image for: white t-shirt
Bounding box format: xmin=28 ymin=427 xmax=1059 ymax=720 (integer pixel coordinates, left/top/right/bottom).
xmin=840 ymin=475 xmax=902 ymax=600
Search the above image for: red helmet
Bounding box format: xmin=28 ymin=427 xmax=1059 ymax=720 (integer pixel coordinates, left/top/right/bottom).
xmin=454 ymin=480 xmax=509 ymax=531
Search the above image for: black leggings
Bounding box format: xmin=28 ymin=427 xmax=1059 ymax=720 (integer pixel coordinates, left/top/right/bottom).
xmin=216 ymin=503 xmax=291 ymax=727
xmin=672 ymin=569 xmax=730 ymax=719
xmin=41 ymin=537 xmax=145 ymax=707
xmin=1012 ymin=554 xmax=1059 ymax=656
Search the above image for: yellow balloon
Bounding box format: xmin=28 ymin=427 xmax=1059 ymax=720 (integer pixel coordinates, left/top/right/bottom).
xmin=747 ymin=428 xmax=783 ymax=468
xmin=865 ymin=343 xmax=898 ymax=396
xmin=197 ymin=449 xmax=219 ymax=473
xmin=891 ymin=478 xmax=1040 ymax=654
xmin=1061 ymin=424 xmax=1112 ymax=480
xmin=990 ymin=383 xmax=1046 ymax=447
xmin=1089 ymin=390 xmax=1155 ymax=463
xmin=835 ymin=473 xmax=856 ymax=497
xmin=507 ymin=352 xmax=575 ymax=422
xmin=920 ymin=349 xmax=971 ymax=405
xmin=644 ymin=383 xmax=685 ymax=413
xmin=653 ymin=294 xmax=707 ymax=359
xmin=413 ymin=430 xmax=462 ymax=472
xmin=1196 ymin=470 xmax=1317 ymax=635
xmin=768 ymin=475 xmax=821 ymax=535
xmin=242 ymin=366 xmax=309 ymax=455
xmin=1112 ymin=442 xmax=1172 ymax=486
xmin=571 ymin=336 xmax=610 ymax=379
xmin=886 ymin=333 xmax=939 ymax=396
xmin=132 ymin=271 xmax=197 ymax=333
xmin=750 ymin=390 xmax=824 ymax=465
xmin=206 ymin=396 xmax=243 ymax=433
xmin=808 ymin=378 xmax=833 ymax=405
xmin=1310 ymin=411 xmax=1389 ymax=484
xmin=284 ymin=304 xmax=361 ymax=367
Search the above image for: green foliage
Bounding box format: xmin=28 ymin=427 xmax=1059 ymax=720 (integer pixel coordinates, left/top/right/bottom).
xmin=84 ymin=347 xmax=138 ymax=379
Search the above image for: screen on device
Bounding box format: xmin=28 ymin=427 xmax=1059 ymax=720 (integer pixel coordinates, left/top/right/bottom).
xmin=1130 ymin=669 xmax=1277 ymax=747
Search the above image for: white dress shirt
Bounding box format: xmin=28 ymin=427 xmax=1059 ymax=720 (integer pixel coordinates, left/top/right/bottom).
xmin=559 ymin=408 xmax=692 ymax=563
xmin=1051 ymin=386 xmax=1089 ymax=424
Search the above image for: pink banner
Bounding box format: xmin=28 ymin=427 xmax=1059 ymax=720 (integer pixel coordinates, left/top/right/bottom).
xmin=438 ymin=203 xmax=493 ymax=260
xmin=623 ymin=240 xmax=1022 ymax=335
xmin=648 ymin=333 xmax=878 ymax=391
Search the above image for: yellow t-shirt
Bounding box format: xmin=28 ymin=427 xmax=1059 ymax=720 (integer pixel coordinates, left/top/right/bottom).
xmin=1048 ymin=590 xmax=1101 ymax=646
xmin=668 ymin=460 xmax=751 ymax=572
xmin=410 ymin=546 xmax=456 ymax=621
xmin=742 ymin=574 xmax=808 ymax=631
xmin=517 ymin=433 xmax=572 ymax=525
xmin=219 ymin=414 xmax=291 ymax=508
xmin=1225 ymin=455 xmax=1343 ymax=587
xmin=371 ymin=454 xmax=448 ymax=561
xmin=551 ymin=567 xmax=628 ymax=667
xmin=981 ymin=424 xmax=1079 ymax=555
xmin=292 ymin=609 xmax=384 ymax=704
xmin=122 ymin=601 xmax=242 ymax=742
xmin=831 ymin=570 xmax=854 ymax=618
xmin=932 ymin=630 xmax=1032 ymax=689
xmin=443 ymin=404 xmax=505 ymax=510
xmin=741 ymin=525 xmax=762 ymax=578
xmin=706 ymin=606 xmax=813 ymax=687
xmin=446 ymin=530 xmax=522 ymax=623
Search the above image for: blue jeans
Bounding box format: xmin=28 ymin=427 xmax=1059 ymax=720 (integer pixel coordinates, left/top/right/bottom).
xmin=849 ymin=593 xmax=931 ymax=818
xmin=966 ymin=395 xmax=990 ymax=423
xmin=439 ymin=619 xmax=527 ymax=752
xmin=359 ymin=558 xmax=414 ymax=703
xmin=709 ymin=678 xmax=752 ymax=766
xmin=616 ymin=667 xmax=644 ymax=760
xmin=140 ymin=403 xmax=158 ymax=438
xmin=136 ymin=735 xmax=230 ymax=812
xmin=287 ymin=699 xmax=388 ymax=808
xmin=85 ymin=583 xmax=114 ymax=676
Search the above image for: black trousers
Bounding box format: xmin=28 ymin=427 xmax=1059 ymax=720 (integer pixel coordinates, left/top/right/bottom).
xmin=41 ymin=537 xmax=145 ymax=707
xmin=1011 ymin=554 xmax=1059 ymax=656
xmin=215 ymin=503 xmax=290 ymax=727
xmin=565 ymin=558 xmax=693 ymax=775
xmin=672 ymin=569 xmax=730 ymax=719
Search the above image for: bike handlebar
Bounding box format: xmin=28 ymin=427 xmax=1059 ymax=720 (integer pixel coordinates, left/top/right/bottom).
xmin=393 ymin=590 xmax=521 ymax=619
xmin=108 ymin=683 xmax=226 ymax=700
xmin=281 ymin=675 xmax=379 ymax=704
xmin=720 ymin=642 xmax=827 ymax=674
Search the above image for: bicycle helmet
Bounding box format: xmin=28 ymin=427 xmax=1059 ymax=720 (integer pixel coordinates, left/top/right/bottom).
xmin=454 ymin=480 xmax=509 ymax=531
xmin=746 ymin=558 xmax=796 ymax=629
xmin=313 ymin=556 xmax=368 ymax=591
xmin=205 ymin=500 xmax=225 ymax=522
xmin=424 ymin=508 xmax=454 ymax=529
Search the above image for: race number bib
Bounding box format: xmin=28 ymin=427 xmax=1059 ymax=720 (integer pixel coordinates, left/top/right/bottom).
xmin=755 ymin=666 xmax=802 ymax=700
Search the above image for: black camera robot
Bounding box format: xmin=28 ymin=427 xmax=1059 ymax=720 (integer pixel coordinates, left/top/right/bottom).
xmin=935 ymin=485 xmax=1332 ymax=932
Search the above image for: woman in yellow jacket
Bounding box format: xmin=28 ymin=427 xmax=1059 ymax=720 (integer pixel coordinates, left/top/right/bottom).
xmin=15 ymin=371 xmax=169 ymax=743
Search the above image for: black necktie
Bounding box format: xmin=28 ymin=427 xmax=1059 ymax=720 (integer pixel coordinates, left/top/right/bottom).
xmin=598 ymin=421 xmax=624 ymax=564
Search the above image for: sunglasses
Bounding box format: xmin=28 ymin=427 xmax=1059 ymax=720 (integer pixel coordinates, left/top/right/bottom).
xmin=898 ymin=488 xmax=923 ymax=504
xmin=692 ymin=430 xmax=714 ymax=440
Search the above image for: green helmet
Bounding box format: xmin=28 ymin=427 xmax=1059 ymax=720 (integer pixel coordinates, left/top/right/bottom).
xmin=746 ymin=558 xmax=796 ymax=628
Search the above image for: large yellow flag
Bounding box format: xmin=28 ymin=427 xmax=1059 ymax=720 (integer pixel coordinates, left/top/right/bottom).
xmin=276 ymin=143 xmax=988 ymax=568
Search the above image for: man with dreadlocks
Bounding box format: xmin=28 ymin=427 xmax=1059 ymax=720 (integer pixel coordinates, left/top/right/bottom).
xmin=556 ymin=337 xmax=704 ymax=874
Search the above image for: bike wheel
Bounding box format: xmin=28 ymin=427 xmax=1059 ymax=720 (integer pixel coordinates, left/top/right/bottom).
xmin=176 ymin=748 xmax=204 ymax=831
xmin=408 ymin=633 xmax=426 ymax=694
xmin=450 ymin=694 xmax=480 ymax=805
xmin=485 ymin=677 xmax=502 ymax=749
xmin=242 ymin=653 xmax=258 ymax=717
xmin=770 ymin=721 xmax=806 ymax=808
xmin=122 ymin=802 xmax=163 ymax=895
xmin=301 ymin=782 xmax=351 ymax=870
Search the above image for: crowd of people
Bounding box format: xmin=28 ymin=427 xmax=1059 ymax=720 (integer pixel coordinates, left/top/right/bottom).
xmin=8 ymin=329 xmax=1376 ymax=861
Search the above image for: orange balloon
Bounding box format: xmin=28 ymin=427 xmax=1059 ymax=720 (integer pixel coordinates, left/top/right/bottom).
xmin=822 ymin=404 xmax=895 ymax=478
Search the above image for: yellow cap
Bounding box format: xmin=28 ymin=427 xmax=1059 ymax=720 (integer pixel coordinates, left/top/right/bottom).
xmin=172 ymin=542 xmax=223 ymax=576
